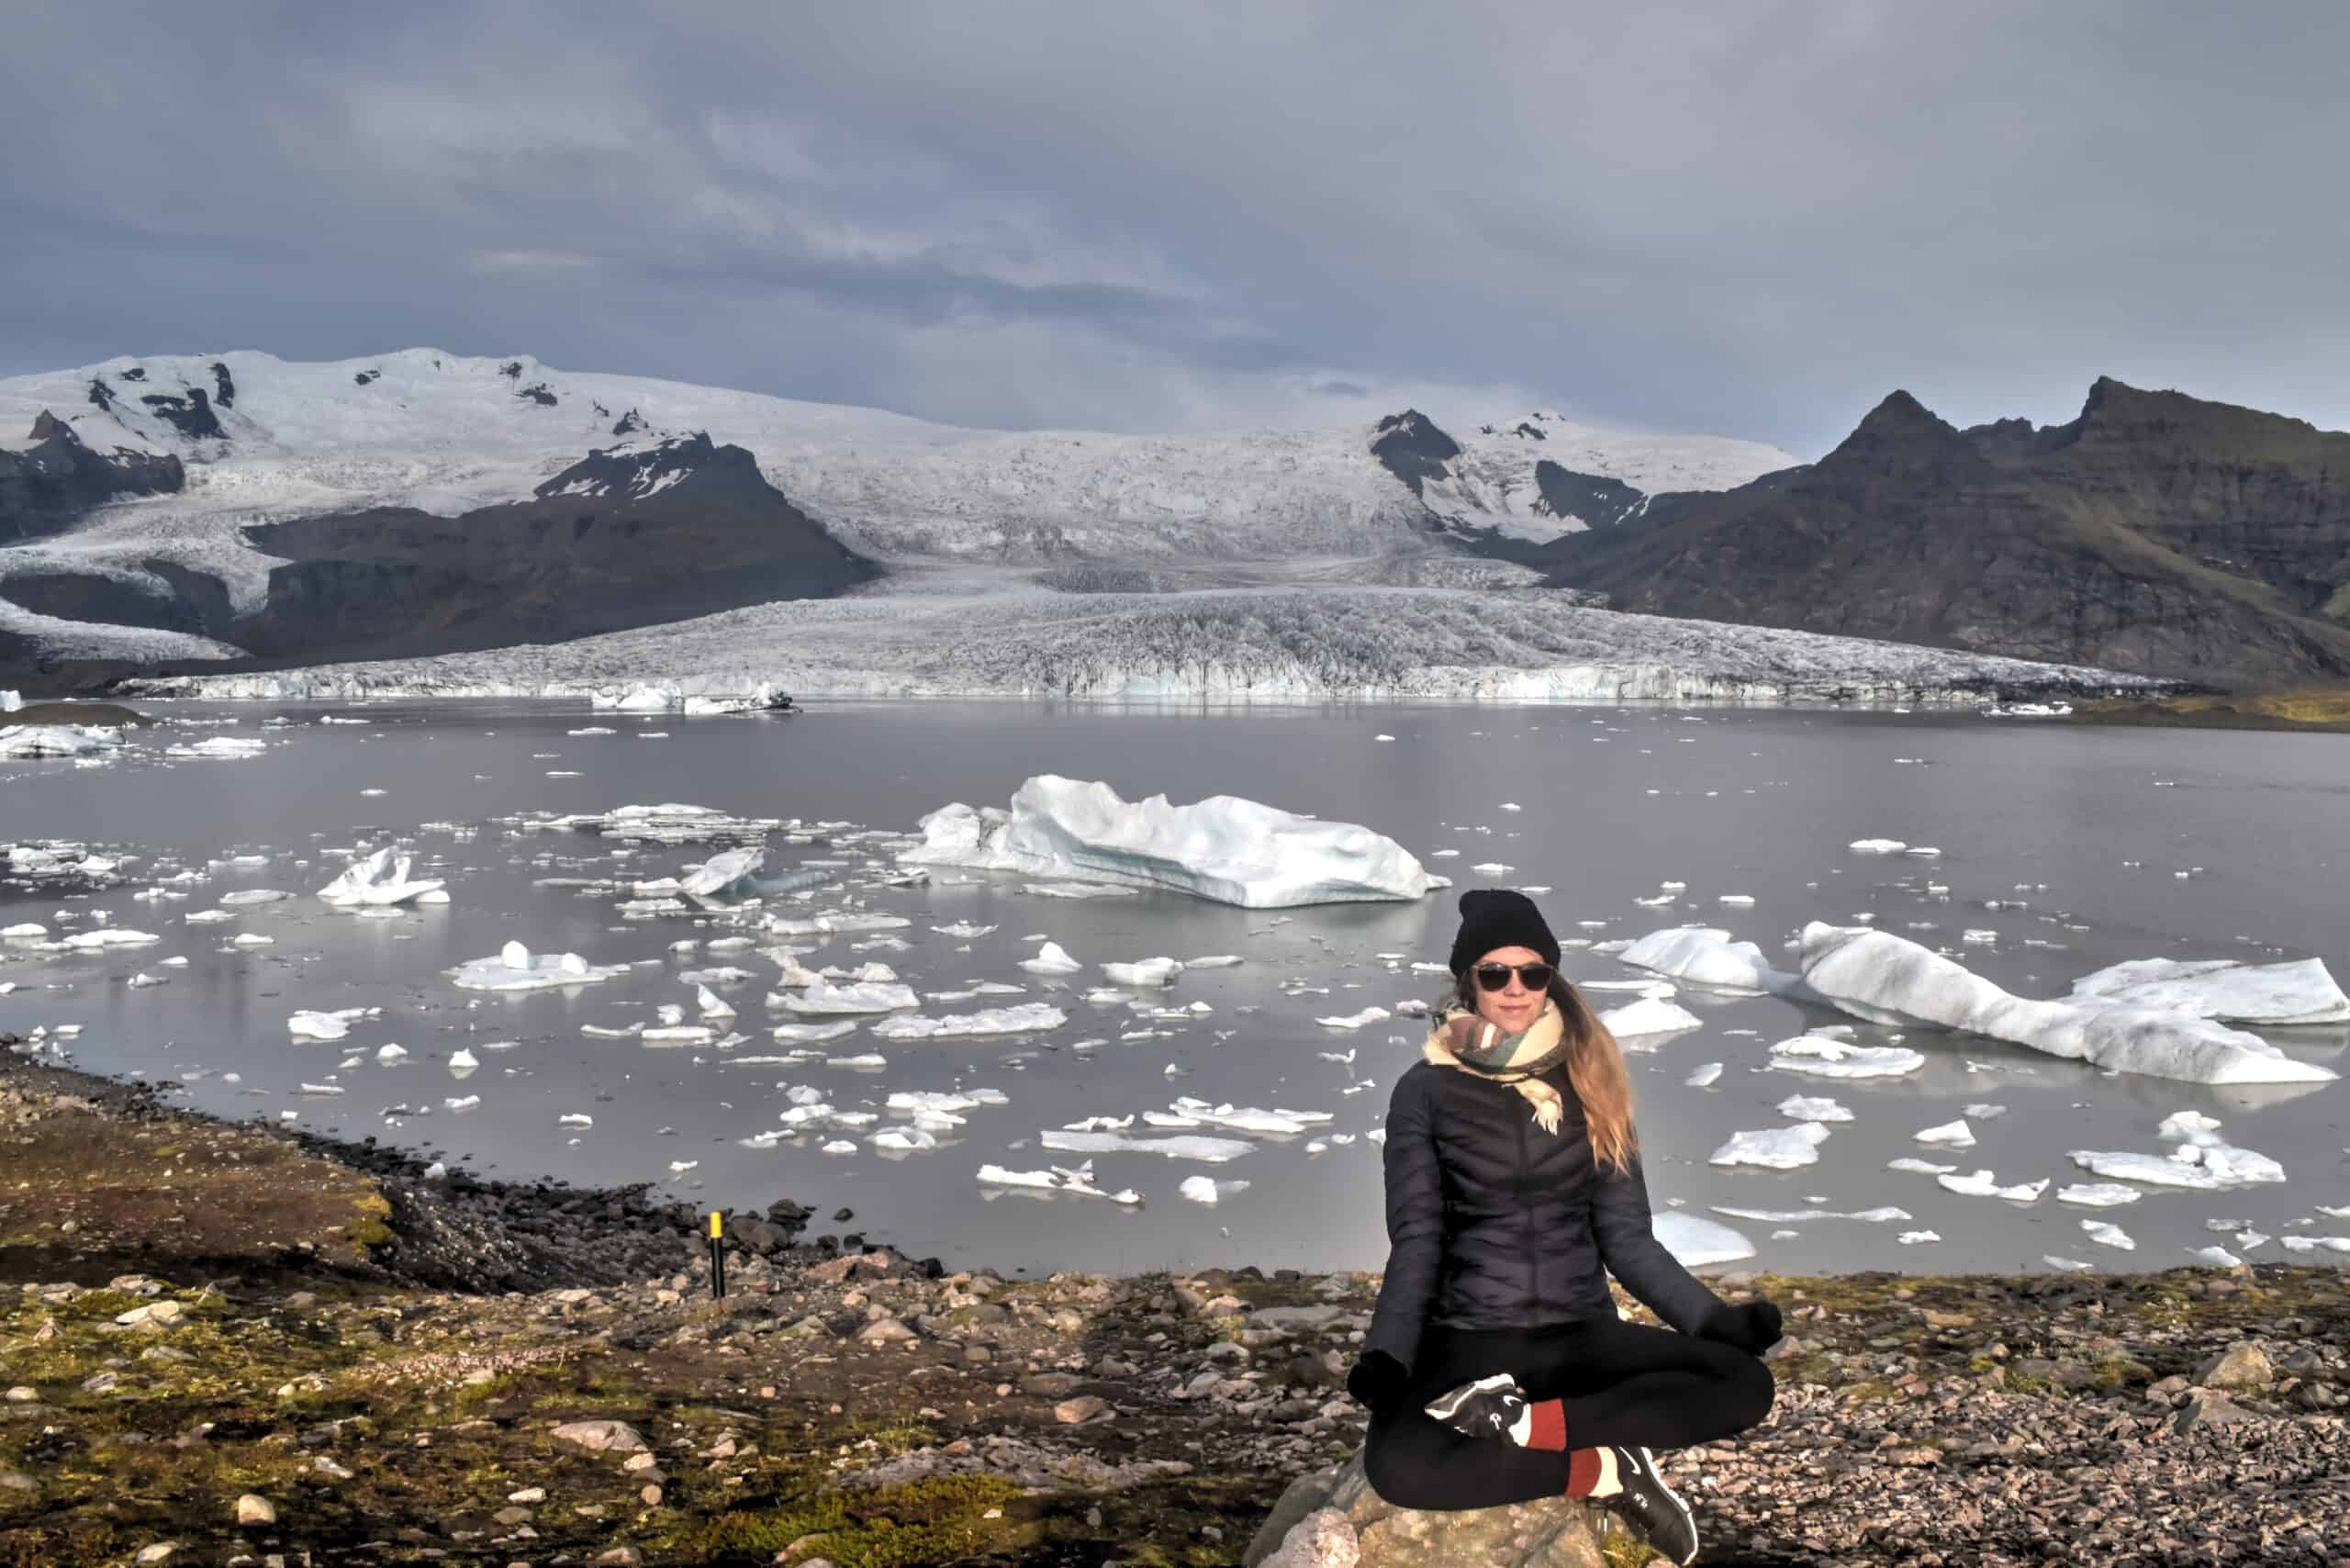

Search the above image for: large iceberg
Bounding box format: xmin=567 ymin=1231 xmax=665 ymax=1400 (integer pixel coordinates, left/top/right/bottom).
xmin=2066 ymin=957 xmax=2349 ymax=1026
xmin=1617 ymin=926 xmax=1803 ymax=996
xmin=1 ymin=724 xmax=124 ymax=759
xmin=898 ymin=775 xmax=1434 ymax=907
xmin=318 ymin=846 xmax=448 ymax=906
xmin=1797 ymin=924 xmax=2335 ymax=1086
xmin=681 ymin=846 xmax=765 ymax=899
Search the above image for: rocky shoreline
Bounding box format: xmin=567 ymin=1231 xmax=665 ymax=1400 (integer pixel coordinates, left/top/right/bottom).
xmin=2 ymin=1053 xmax=2345 ymax=1567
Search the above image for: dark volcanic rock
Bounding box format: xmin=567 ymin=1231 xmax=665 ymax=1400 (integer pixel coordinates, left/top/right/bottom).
xmin=210 ymin=360 xmax=236 ymax=408
xmin=1530 ymin=461 xmax=1646 ymax=530
xmin=516 ymin=381 xmax=557 ymax=407
xmin=234 ymin=431 xmax=877 ymax=664
xmin=611 ymin=407 xmax=645 ymax=437
xmin=139 ymin=386 xmax=225 ymax=440
xmin=1539 ymin=379 xmax=2350 ymax=685
xmin=0 ymin=413 xmax=186 ymax=545
xmin=1368 ymin=409 xmax=1460 ymax=498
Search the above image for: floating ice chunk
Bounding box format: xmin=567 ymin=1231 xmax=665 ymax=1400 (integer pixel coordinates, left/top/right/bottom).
xmin=643 ymin=1025 xmax=716 ymax=1046
xmin=451 ymin=941 xmax=626 ymax=991
xmin=2080 ymin=1219 xmax=2136 ymax=1250
xmin=1797 ymin=922 xmax=2334 ymax=1085
xmin=448 ymin=1048 xmax=479 ymax=1073
xmin=778 ymin=980 xmax=922 ymax=1014
xmin=62 ymin=928 xmax=161 ymax=949
xmin=1712 ymin=1204 xmax=1909 ymax=1223
xmin=1185 ymin=954 xmax=1243 ymax=968
xmin=1599 ymin=997 xmax=1704 ymax=1039
xmin=870 ymin=1126 xmax=939 ymax=1152
xmin=764 ymin=910 xmax=913 ymax=936
xmin=375 ymin=1043 xmax=408 ymax=1064
xmin=297 ymin=1083 xmax=344 ymax=1096
xmin=1849 ymin=838 xmax=1907 ymax=854
xmin=591 ymin=685 xmax=679 ymax=711
xmin=668 ymin=1160 xmax=699 ymax=1174
xmin=1040 ymin=1129 xmax=1255 ymax=1162
xmin=1938 ymin=1170 xmax=2049 ymax=1202
xmin=1765 ymin=1033 xmax=1925 ymax=1079
xmin=2 ymin=923 xmax=47 ymax=938
xmin=2066 ymin=956 xmax=2350 ymax=1025
xmin=2043 ymin=1255 xmax=2096 ymax=1272
xmin=1914 ymin=1118 xmax=1976 ymax=1147
xmin=1102 ymin=957 xmax=1184 ymax=987
xmin=218 ymin=889 xmax=291 ymax=906
xmin=2186 ymin=1245 xmax=2244 ymax=1268
xmin=2278 ymin=1236 xmax=2350 ymax=1255
xmin=1775 ymin=1095 xmax=1852 ymax=1123
xmin=2055 ymin=1182 xmax=2141 ymax=1206
xmin=165 ymin=735 xmax=269 ymax=760
xmin=1315 ymin=1006 xmax=1392 ymax=1029
xmin=1022 ymin=881 xmax=1137 ymax=899
xmin=696 ymin=984 xmax=736 ymax=1020
xmin=444 ymin=1095 xmax=479 ymax=1112
xmin=901 ymin=776 xmax=1436 ymax=907
xmin=1177 ymin=1174 xmax=1233 ymax=1204
xmin=1898 ymin=1231 xmax=1941 ymax=1245
xmin=681 ymin=846 xmax=765 ymax=899
xmin=1709 ymin=1122 xmax=1830 ymax=1169
xmin=770 ymin=1019 xmax=860 ymax=1044
xmin=868 ymin=1002 xmax=1067 ymax=1039
xmin=1653 ymin=1212 xmax=1756 ymax=1266
xmin=824 ymin=1052 xmax=889 ymax=1069
xmin=1684 ymin=1062 xmax=1724 ymax=1088
xmin=1007 ymin=941 xmax=1080 ymax=977
xmin=289 ymin=1007 xmax=378 ymax=1042
xmin=318 ymin=846 xmax=446 ymax=906
xmin=1887 ymin=1157 xmax=1957 ymax=1175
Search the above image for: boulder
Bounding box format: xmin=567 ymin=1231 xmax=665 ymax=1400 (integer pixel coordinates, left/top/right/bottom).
xmin=2196 ymin=1343 xmax=2274 ymax=1391
xmin=550 ymin=1419 xmax=647 ymax=1454
xmin=1245 ymin=1448 xmax=1609 ymax=1568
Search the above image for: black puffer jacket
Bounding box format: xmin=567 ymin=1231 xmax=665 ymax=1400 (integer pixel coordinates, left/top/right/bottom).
xmin=1361 ymin=1057 xmax=1722 ymax=1373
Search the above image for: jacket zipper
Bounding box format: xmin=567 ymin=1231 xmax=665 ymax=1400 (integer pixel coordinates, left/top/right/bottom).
xmin=1516 ymin=1093 xmax=1538 ymax=1316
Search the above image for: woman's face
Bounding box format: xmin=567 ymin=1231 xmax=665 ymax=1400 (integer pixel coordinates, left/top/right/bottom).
xmin=1470 ymin=945 xmax=1548 ymax=1035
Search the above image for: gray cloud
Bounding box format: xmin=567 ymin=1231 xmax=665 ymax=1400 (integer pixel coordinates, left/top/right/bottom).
xmin=4 ymin=1 xmax=2345 ymax=454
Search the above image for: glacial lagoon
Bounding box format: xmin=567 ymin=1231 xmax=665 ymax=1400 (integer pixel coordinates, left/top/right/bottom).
xmin=4 ymin=699 xmax=2344 ymax=1280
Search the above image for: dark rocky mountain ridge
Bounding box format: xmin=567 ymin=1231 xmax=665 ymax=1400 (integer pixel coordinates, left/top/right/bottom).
xmin=1534 ymin=379 xmax=2350 ymax=685
xmin=0 ymin=412 xmax=186 ymax=545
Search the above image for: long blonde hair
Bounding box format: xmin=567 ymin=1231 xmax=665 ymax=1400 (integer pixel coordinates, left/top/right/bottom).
xmin=1438 ymin=970 xmax=1640 ymax=1175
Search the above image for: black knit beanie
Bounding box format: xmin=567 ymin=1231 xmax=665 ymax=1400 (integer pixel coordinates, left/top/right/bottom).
xmin=1448 ymin=888 xmax=1561 ymax=976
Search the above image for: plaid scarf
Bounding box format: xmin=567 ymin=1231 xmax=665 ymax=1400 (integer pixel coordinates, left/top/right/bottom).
xmin=1421 ymin=997 xmax=1570 ymax=1136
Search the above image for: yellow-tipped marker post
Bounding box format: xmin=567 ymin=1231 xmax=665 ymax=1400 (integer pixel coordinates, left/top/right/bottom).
xmin=709 ymin=1210 xmax=726 ymax=1299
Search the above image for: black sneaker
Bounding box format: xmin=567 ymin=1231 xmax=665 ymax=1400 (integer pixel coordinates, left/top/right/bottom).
xmin=1604 ymin=1445 xmax=1699 ymax=1565
xmin=1420 ymin=1372 xmax=1528 ymax=1441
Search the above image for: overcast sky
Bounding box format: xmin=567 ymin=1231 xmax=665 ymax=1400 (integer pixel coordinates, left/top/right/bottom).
xmin=6 ymin=2 xmax=2345 ymax=457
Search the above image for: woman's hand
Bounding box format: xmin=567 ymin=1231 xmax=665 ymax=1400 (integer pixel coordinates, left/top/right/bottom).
xmin=1695 ymin=1299 xmax=1784 ymax=1357
xmin=1346 ymin=1349 xmax=1413 ymax=1415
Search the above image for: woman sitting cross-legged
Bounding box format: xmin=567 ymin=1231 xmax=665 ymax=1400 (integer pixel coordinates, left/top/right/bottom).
xmin=1347 ymin=890 xmax=1782 ymax=1566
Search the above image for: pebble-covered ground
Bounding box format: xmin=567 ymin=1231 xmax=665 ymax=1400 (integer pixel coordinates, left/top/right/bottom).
xmin=1 ymin=1060 xmax=2344 ymax=1567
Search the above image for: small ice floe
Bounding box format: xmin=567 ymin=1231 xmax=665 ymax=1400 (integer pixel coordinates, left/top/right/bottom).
xmin=870 ymin=1126 xmax=939 ymax=1152
xmin=823 ymin=1052 xmax=889 ymax=1070
xmin=318 ymin=846 xmax=447 ymax=906
xmin=777 ymin=980 xmax=922 ymax=1014
xmin=567 ymin=726 xmax=616 ymax=736
xmin=581 ymin=1024 xmax=642 ymax=1039
xmin=2080 ymin=1219 xmax=2136 ymax=1249
xmin=375 ymin=1043 xmax=408 ymax=1064
xmin=1914 ymin=1118 xmax=1976 ymax=1147
xmin=696 ymin=984 xmax=736 ymax=1020
xmin=229 ymin=933 xmax=275 ymax=948
xmin=289 ymin=1007 xmax=380 ymax=1042
xmin=1964 ymin=1103 xmax=2008 ymax=1118
xmin=1063 ymin=1114 xmax=1136 ymax=1132
xmin=126 ymin=970 xmax=168 ymax=988
xmin=868 ymin=1002 xmax=1067 ymax=1039
xmin=2278 ymin=1236 xmax=2350 ymax=1256
xmin=1897 ymin=1231 xmax=1941 ymax=1245
xmin=2055 ymin=1182 xmax=2142 ymax=1206
xmin=2043 ymin=1255 xmax=2097 ymax=1272
xmin=1599 ymin=997 xmax=1704 ymax=1040
xmin=1709 ymin=1123 xmax=1831 ymax=1169
xmin=218 ymin=889 xmax=291 ymax=906
xmin=60 ymin=928 xmax=161 ymax=949
xmin=2066 ymin=1110 xmax=2286 ymax=1190
xmin=680 ymin=846 xmax=765 ymax=899
xmin=558 ymin=1113 xmax=594 ymax=1127
xmin=1685 ymin=1062 xmax=1724 ymax=1088
xmin=1849 ymin=838 xmax=1907 ymax=854
xmin=1154 ymin=1097 xmax=1331 ymax=1135
xmin=668 ymin=1160 xmax=699 ymax=1175
xmin=1775 ymin=1095 xmax=1852 ymax=1122
xmin=901 ymin=776 xmax=1437 ymax=907
xmin=1102 ymin=957 xmax=1185 ymax=987
xmin=932 ymin=922 xmax=997 ymax=939
xmin=2186 ymin=1245 xmax=2244 ymax=1268
xmin=1765 ymin=1034 xmax=1925 ymax=1078
xmin=185 ymin=910 xmax=233 ymax=924
xmin=2 ymin=923 xmax=48 ymax=939
xmin=445 ymin=1095 xmax=480 ymax=1112
xmin=643 ymin=1025 xmax=716 ymax=1046
xmin=1023 ymin=881 xmax=1137 ymax=899
xmin=1019 ymin=942 xmax=1084 ymax=974
xmin=165 ymin=735 xmax=270 ymax=760
xmin=979 ymin=1161 xmax=1141 ymax=1204
xmin=1040 ymin=1129 xmax=1255 ymax=1162
xmin=1797 ymin=922 xmax=2336 ymax=1085
xmin=1938 ymin=1170 xmax=2049 ymax=1202
xmin=450 ymin=940 xmax=626 ymax=991
xmin=447 ymin=1047 xmax=480 ymax=1073
xmin=1315 ymin=1006 xmax=1391 ymax=1029
xmin=1471 ymin=862 xmax=1515 ymax=876
xmin=2065 ymin=956 xmax=2350 ymax=1025
xmin=764 ymin=910 xmax=914 ymax=936
xmin=770 ymin=1019 xmax=860 ymax=1044
xmin=1653 ymin=1212 xmax=1755 ymax=1266
xmin=1178 ymin=1174 xmax=1254 ymax=1205
xmin=298 ymin=1083 xmax=344 ymax=1096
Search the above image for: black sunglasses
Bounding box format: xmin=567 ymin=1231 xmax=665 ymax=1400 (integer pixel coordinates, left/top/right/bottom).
xmin=1472 ymin=962 xmax=1554 ymax=992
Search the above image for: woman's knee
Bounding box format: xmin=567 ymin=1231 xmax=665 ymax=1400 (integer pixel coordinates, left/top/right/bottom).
xmin=1725 ymin=1353 xmax=1776 ymax=1431
xmin=1361 ymin=1421 xmax=1453 ymax=1511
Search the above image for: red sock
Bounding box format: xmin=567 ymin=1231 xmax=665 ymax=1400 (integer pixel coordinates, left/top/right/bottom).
xmin=1563 ymin=1447 xmax=1604 ymax=1497
xmin=1525 ymin=1397 xmax=1567 ymax=1451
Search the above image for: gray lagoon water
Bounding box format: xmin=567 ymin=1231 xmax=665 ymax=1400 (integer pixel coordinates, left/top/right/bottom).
xmin=4 ymin=699 xmax=2345 ymax=1281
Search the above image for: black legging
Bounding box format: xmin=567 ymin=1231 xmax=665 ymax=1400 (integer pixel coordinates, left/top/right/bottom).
xmin=1362 ymin=1316 xmax=1776 ymax=1513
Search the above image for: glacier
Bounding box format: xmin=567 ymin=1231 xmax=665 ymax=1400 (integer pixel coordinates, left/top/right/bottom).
xmin=898 ymin=774 xmax=1434 ymax=907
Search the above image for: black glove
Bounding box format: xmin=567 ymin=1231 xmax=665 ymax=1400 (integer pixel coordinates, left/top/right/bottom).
xmin=1696 ymin=1299 xmax=1784 ymax=1356
xmin=1346 ymin=1350 xmax=1413 ymax=1415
